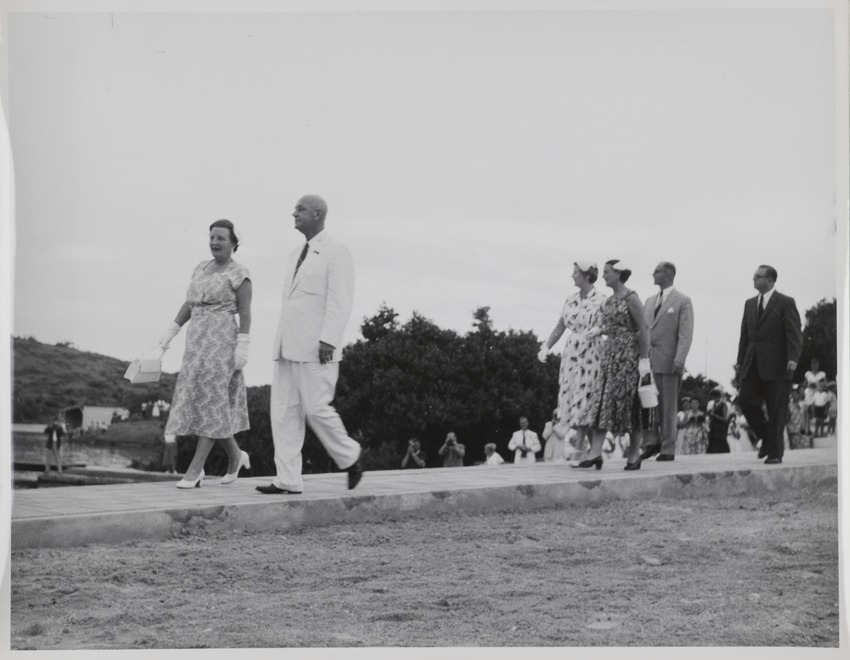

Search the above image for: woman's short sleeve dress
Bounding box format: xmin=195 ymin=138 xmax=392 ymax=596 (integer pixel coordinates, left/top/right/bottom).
xmin=165 ymin=260 xmax=251 ymax=439
xmin=556 ymin=287 xmax=606 ymax=428
xmin=588 ymin=290 xmax=641 ymax=435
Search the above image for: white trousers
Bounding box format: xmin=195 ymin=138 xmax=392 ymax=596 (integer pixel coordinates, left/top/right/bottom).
xmin=270 ymin=359 xmax=361 ymax=492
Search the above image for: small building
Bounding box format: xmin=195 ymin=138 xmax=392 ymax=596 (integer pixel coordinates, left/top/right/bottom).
xmin=61 ymin=405 xmax=127 ymax=433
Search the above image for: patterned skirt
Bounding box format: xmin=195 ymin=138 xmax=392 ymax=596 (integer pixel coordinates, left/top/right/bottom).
xmin=165 ymin=309 xmax=249 ymax=438
xmin=589 ymin=331 xmax=641 ymax=434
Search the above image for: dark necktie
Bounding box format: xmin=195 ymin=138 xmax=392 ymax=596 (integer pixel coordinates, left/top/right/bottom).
xmin=522 ymin=430 xmax=527 ymax=448
xmin=293 ymin=242 xmax=309 ymax=281
xmin=654 ymin=291 xmax=663 ymax=319
xmin=757 ymin=295 xmax=764 ymax=318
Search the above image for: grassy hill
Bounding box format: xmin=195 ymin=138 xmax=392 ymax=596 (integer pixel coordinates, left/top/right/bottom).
xmin=12 ymin=336 xmax=178 ymax=423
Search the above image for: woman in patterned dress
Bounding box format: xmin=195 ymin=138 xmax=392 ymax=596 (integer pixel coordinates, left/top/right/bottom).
xmin=573 ymin=260 xmax=650 ymax=470
xmin=158 ymin=219 xmax=253 ymax=489
xmin=676 ymin=398 xmax=707 ymax=454
xmin=539 ymin=261 xmax=606 ymax=462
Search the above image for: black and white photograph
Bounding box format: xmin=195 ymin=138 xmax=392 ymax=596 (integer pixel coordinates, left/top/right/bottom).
xmin=2 ymin=0 xmax=847 ymax=656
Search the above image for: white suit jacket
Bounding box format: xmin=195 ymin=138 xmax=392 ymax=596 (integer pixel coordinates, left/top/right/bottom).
xmin=507 ymin=429 xmax=541 ymax=464
xmin=272 ymin=231 xmax=355 ymax=363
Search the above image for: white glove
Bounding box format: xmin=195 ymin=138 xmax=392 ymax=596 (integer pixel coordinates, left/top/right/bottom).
xmin=585 ymin=327 xmax=602 ymax=339
xmin=158 ymin=322 xmax=181 ymax=349
xmin=638 ymin=358 xmax=651 ymax=377
xmin=234 ymin=334 xmax=250 ymax=370
xmin=537 ymin=347 xmax=549 ymax=363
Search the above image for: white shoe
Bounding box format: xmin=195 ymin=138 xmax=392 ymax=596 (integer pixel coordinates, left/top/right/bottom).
xmin=176 ymin=470 xmax=204 ymax=489
xmin=221 ymin=451 xmax=251 ymax=485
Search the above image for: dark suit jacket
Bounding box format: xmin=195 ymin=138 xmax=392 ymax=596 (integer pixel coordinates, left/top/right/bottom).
xmin=736 ymin=290 xmax=802 ymax=381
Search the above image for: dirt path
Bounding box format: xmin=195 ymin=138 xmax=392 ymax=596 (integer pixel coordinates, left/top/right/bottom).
xmin=9 ymin=486 xmax=839 ymax=649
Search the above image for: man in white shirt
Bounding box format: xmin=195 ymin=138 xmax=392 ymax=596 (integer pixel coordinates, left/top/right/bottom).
xmin=257 ymin=195 xmax=363 ymax=495
xmin=508 ymin=416 xmax=541 ymax=465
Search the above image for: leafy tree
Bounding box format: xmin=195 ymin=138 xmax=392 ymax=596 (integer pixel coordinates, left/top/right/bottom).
xmin=681 ymin=374 xmax=722 ymax=410
xmin=335 ymin=305 xmax=560 ymax=469
xmin=794 ymin=298 xmax=837 ymax=382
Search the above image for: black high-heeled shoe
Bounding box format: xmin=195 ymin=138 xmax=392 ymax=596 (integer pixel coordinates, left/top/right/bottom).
xmin=571 ymin=456 xmax=603 ymax=470
xmin=624 ymin=456 xmax=642 ymax=471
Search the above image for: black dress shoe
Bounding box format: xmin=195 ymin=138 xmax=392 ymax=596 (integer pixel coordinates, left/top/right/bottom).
xmin=639 ymin=445 xmax=661 ymax=460
xmin=255 ymin=484 xmax=302 ymax=495
xmin=571 ymin=456 xmax=603 ymax=470
xmin=624 ymin=457 xmax=642 ymax=471
xmin=347 ymin=460 xmax=364 ymax=490
xmin=757 ymin=445 xmax=767 ymax=458
xmin=656 ymin=454 xmax=675 ymax=461
xmin=764 ymin=457 xmax=782 ymax=464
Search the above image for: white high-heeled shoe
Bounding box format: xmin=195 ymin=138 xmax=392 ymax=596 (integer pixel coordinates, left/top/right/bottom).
xmin=220 ymin=451 xmax=251 ymax=485
xmin=176 ymin=469 xmax=204 ymax=489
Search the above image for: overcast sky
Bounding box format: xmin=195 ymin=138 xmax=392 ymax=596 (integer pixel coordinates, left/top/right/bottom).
xmin=6 ymin=3 xmax=844 ymax=392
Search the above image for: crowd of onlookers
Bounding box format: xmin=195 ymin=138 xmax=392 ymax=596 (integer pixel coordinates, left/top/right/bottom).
xmin=398 ymin=361 xmax=837 ymax=470
xmin=140 ymin=399 xmax=171 ymax=419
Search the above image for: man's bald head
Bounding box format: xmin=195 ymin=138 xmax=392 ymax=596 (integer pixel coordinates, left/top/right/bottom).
xmin=299 ymin=195 xmax=327 ymax=220
xmin=293 ymin=195 xmax=328 ymax=240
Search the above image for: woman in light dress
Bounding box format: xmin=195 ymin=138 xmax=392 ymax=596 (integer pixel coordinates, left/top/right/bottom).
xmin=676 ymin=398 xmax=707 ymax=455
xmin=158 ymin=219 xmax=253 ymax=489
xmin=539 ymin=261 xmax=606 ymax=463
xmin=542 ymin=408 xmax=569 ymax=463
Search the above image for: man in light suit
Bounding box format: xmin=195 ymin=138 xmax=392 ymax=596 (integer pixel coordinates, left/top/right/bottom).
xmin=735 ymin=265 xmax=802 ymax=464
xmin=256 ymin=195 xmax=363 ymax=494
xmin=507 ymin=416 xmax=542 ymax=465
xmin=639 ymin=262 xmax=694 ymax=462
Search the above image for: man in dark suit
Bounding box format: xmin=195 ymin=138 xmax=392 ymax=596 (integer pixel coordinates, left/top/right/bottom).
xmin=735 ymin=265 xmax=802 ymax=464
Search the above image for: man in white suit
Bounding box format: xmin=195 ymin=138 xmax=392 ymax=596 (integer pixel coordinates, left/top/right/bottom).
xmin=256 ymin=195 xmax=363 ymax=494
xmin=507 ymin=416 xmax=542 ymax=465
xmin=639 ymin=262 xmax=694 ymax=462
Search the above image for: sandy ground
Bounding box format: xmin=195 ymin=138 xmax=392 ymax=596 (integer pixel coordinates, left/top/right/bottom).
xmin=9 ymin=486 xmax=839 ymax=650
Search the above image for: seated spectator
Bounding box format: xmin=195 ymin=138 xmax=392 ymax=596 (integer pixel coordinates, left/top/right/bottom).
xmin=401 ymin=438 xmax=427 ymax=468
xmin=483 ymin=443 xmax=505 ymax=466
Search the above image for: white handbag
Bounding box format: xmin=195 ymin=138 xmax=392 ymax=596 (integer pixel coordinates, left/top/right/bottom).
xmin=637 ymin=372 xmax=659 ymax=408
xmin=124 ymin=347 xmax=165 ymax=384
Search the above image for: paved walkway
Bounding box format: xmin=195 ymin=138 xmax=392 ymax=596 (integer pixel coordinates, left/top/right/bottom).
xmin=10 ymin=448 xmax=839 ymax=550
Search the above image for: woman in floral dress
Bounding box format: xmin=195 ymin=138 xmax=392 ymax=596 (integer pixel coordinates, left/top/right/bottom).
xmin=539 ymin=261 xmax=606 ymax=461
xmin=573 ymin=260 xmax=650 ymax=470
xmin=676 ymin=398 xmax=707 ymax=454
xmin=159 ymin=219 xmax=253 ymax=488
